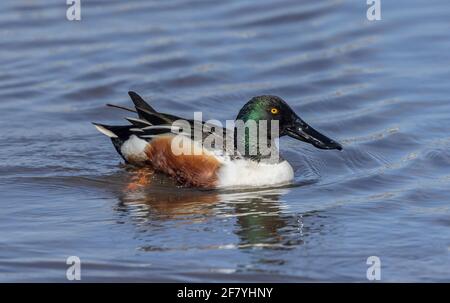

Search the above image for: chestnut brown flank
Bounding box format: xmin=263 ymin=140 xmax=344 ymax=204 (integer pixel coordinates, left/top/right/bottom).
xmin=145 ymin=136 xmax=221 ymax=188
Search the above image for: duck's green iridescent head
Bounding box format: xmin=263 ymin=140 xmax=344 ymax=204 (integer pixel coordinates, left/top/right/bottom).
xmin=236 ymin=95 xmax=342 ymax=150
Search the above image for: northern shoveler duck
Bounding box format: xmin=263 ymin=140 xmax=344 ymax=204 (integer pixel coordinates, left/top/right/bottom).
xmin=94 ymin=92 xmax=342 ymax=189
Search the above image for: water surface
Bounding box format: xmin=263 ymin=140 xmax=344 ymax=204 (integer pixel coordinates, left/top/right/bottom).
xmin=1 ymin=0 xmax=450 ymax=282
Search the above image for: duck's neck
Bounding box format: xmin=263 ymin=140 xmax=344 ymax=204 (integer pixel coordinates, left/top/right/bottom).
xmin=233 ymin=120 xmax=280 ymax=163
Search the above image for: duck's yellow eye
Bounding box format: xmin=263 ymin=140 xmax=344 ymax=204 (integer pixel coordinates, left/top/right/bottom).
xmin=271 ymin=108 xmax=279 ymax=114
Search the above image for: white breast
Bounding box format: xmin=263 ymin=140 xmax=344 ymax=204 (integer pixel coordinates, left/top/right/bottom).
xmin=216 ymin=158 xmax=294 ymax=188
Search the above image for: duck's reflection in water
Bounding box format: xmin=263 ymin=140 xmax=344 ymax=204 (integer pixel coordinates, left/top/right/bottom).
xmin=231 ymin=191 xmax=305 ymax=249
xmin=114 ymin=170 xmax=323 ymax=258
xmin=117 ymin=187 xmax=219 ymax=221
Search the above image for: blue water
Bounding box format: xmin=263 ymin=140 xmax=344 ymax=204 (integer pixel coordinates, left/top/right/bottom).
xmin=0 ymin=0 xmax=449 ymax=282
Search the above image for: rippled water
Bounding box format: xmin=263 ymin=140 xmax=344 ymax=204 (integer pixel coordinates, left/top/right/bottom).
xmin=1 ymin=0 xmax=449 ymax=282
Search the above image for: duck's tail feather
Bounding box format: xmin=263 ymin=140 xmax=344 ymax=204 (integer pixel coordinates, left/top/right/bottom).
xmin=134 ymin=107 xmax=173 ymax=125
xmin=106 ymin=103 xmax=136 ymax=113
xmin=93 ymin=121 xmax=177 ymax=143
xmin=127 ymin=91 xmax=169 ymax=124
xmin=92 ymin=123 xmax=134 ymax=140
xmin=128 ymin=91 xmax=156 ymax=113
xmin=93 ymin=123 xmax=138 ymax=162
xmin=125 ymin=117 xmax=152 ymax=128
xmin=103 ymin=91 xmax=155 ymax=115
xmin=97 ymin=92 xmax=186 ymax=140
xmin=128 ymin=91 xmax=184 ymax=125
